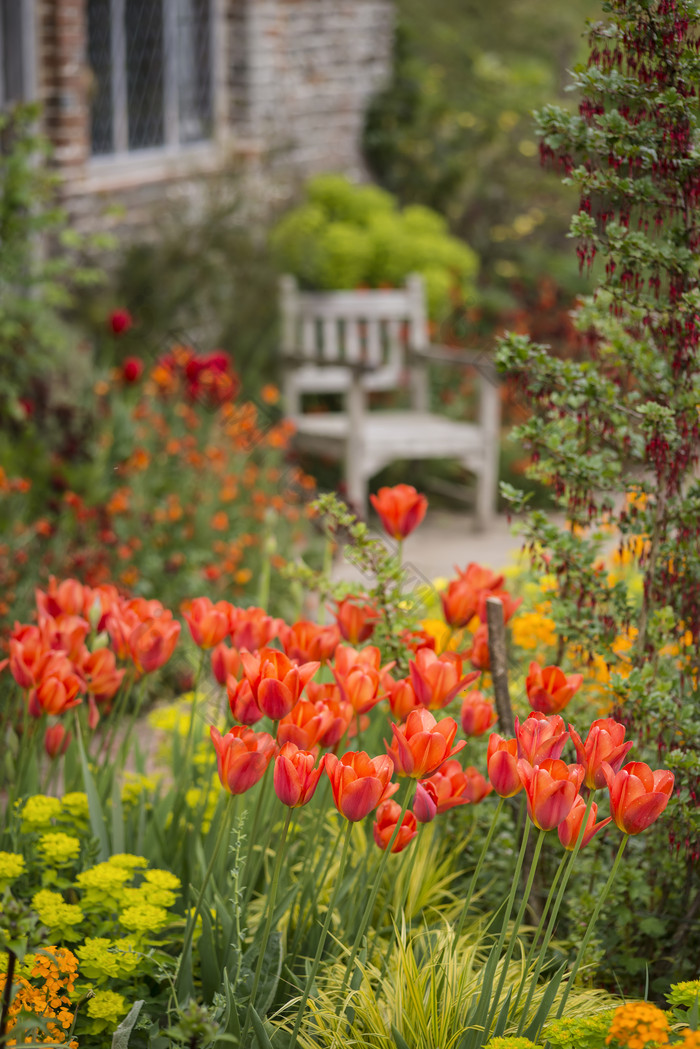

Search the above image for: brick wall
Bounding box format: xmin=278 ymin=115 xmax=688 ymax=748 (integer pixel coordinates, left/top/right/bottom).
xmin=34 ymin=0 xmax=394 ymax=233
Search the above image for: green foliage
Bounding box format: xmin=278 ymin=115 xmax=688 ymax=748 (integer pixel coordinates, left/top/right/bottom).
xmin=542 ymin=1008 xmax=616 ymax=1049
xmin=270 ymin=173 xmax=479 ymax=317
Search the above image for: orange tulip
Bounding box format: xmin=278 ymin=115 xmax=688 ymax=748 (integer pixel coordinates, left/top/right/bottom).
xmin=462 ymin=765 xmax=493 ymax=803
xmin=44 ymin=723 xmax=71 ymax=759
xmin=486 ymin=733 xmax=522 ymax=797
xmin=454 ymin=562 xmax=504 ymax=592
xmin=211 ymin=643 xmax=242 ymax=686
xmin=325 ymin=751 xmax=398 ymax=822
xmin=333 ymin=644 xmax=385 ymax=677
xmin=315 ymin=695 xmax=354 ymax=748
xmin=277 ymin=698 xmax=334 ymax=749
xmin=210 ymin=725 xmax=276 ymax=794
xmin=558 ymin=794 xmax=612 ymax=850
xmin=241 ymin=648 xmax=319 ymax=721
xmin=373 ymin=799 xmax=418 ymax=853
xmin=334 ymin=597 xmax=380 ymax=644
xmin=31 ymin=656 xmax=83 ymax=717
xmin=420 ymin=759 xmax=472 ymax=813
xmin=602 ymin=760 xmax=675 ymax=835
xmin=182 ymin=597 xmax=230 ymax=649
xmin=409 ymin=649 xmax=478 ymax=710
xmin=80 ymin=648 xmax=125 ymax=703
xmin=569 ymin=717 xmax=633 ymax=790
xmin=460 ymin=690 xmax=497 ymax=737
xmin=227 ymin=676 xmax=264 ymax=725
xmin=229 ymin=605 xmax=282 ymax=651
xmin=441 ymin=578 xmax=480 ymax=629
xmin=388 ymin=708 xmax=465 ymax=778
xmin=517 ymin=758 xmax=584 ymax=831
xmin=36 ymin=576 xmax=87 ymax=619
xmin=370 ymin=484 xmax=428 ymax=540
xmin=413 ymin=779 xmax=439 ymax=822
xmin=280 ymin=620 xmax=340 ymax=663
xmin=128 ymin=616 xmax=181 ymax=675
xmin=476 ymin=589 xmax=522 ymax=625
xmin=468 ymin=624 xmax=491 ymax=671
xmin=386 ymin=676 xmax=422 ymax=720
xmin=515 ymin=712 xmax=569 ymax=765
xmin=274 ymin=743 xmax=325 ymax=807
xmin=333 ymin=663 xmax=383 ymax=715
xmin=526 ymin=662 xmax=583 ymax=715
xmin=9 ymin=629 xmax=48 ymax=689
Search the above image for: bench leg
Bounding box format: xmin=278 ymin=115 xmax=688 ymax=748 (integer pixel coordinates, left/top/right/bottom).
xmin=345 ymin=453 xmax=368 ymax=520
xmin=471 ymin=453 xmax=498 ymax=532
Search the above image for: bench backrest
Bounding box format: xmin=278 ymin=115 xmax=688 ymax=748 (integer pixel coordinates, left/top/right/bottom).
xmin=280 ymin=274 xmax=429 ymax=404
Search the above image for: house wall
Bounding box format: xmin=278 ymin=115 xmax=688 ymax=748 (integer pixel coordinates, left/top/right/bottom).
xmin=33 ymin=0 xmax=394 ymax=234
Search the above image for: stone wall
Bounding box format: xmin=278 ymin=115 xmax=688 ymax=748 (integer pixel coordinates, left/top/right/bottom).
xmin=32 ymin=0 xmax=394 ymax=234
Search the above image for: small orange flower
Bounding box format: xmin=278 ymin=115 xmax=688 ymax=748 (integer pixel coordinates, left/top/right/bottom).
xmin=373 ymin=799 xmax=418 ymax=853
xmin=460 ymin=690 xmax=497 ymax=737
xmin=325 ymin=751 xmax=398 ymax=822
xmin=182 ymin=597 xmax=230 ymax=649
xmin=526 ymin=661 xmax=583 ymax=715
xmin=334 ymin=597 xmax=380 ymax=644
xmin=558 ymin=794 xmax=612 ymax=850
xmin=517 ymin=758 xmax=584 ymax=831
xmin=274 ymin=742 xmax=325 ymax=807
xmin=486 ymin=733 xmax=522 ymax=798
xmin=211 ymin=725 xmax=276 ymax=794
xmin=603 ymin=760 xmax=674 ymax=835
xmin=409 ymin=649 xmax=478 ymax=710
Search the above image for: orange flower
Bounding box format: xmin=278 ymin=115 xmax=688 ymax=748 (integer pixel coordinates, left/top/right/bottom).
xmin=241 ymin=648 xmax=319 ymax=721
xmin=409 ymin=649 xmax=478 ymax=710
xmin=515 ymin=712 xmax=569 ymax=765
xmin=558 ymin=794 xmax=612 ymax=850
xmin=274 ymin=743 xmax=325 ymax=807
xmin=211 ymin=643 xmax=242 ymax=686
xmin=211 ymin=725 xmax=276 ymax=794
xmin=441 ymin=577 xmax=480 ymax=629
xmin=36 ymin=577 xmax=86 ymax=618
xmin=386 ymin=675 xmax=421 ymax=720
xmin=182 ymin=597 xmax=230 ymax=649
xmin=373 ymin=799 xmax=418 ymax=853
xmin=31 ymin=656 xmax=83 ymax=717
xmin=468 ymin=624 xmax=491 ymax=671
xmin=462 ymin=765 xmax=493 ymax=803
xmin=569 ymin=717 xmax=633 ymax=790
xmin=517 ymin=758 xmax=584 ymax=831
xmin=79 ymin=648 xmax=125 ymax=702
xmin=602 ymin=760 xmax=674 ymax=835
xmin=280 ymin=620 xmax=340 ymax=662
xmin=388 ymin=708 xmax=465 ymax=778
xmin=454 ymin=562 xmax=504 ymax=592
xmin=334 ymin=597 xmax=380 ymax=644
xmin=526 ymin=661 xmax=583 ymax=715
xmin=370 ymin=484 xmax=428 ymax=540
xmin=333 ymin=662 xmax=383 ymax=715
xmin=486 ymin=733 xmax=522 ymax=797
xmin=227 ymin=676 xmax=264 ymax=725
xmin=325 ymin=751 xmax=398 ymax=822
xmin=419 ymin=758 xmax=477 ymax=813
xmin=460 ymin=690 xmax=497 ymax=737
xmin=277 ymin=698 xmax=334 ymax=749
xmin=128 ymin=616 xmax=181 ymax=675
xmin=45 ymin=723 xmax=71 ymax=758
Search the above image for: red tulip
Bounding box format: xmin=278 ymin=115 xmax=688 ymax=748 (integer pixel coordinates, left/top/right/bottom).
xmin=335 ymin=597 xmax=380 ymax=644
xmin=211 ymin=643 xmax=242 ymax=686
xmin=182 ymin=597 xmax=230 ymax=649
xmin=386 ymin=676 xmax=422 ymax=720
xmin=413 ymin=780 xmax=439 ymax=823
xmin=388 ymin=708 xmax=465 ymax=779
xmin=36 ymin=577 xmax=87 ymax=618
xmin=227 ymin=676 xmax=264 ymax=725
xmin=241 ymin=648 xmax=320 ymax=721
xmin=558 ymin=794 xmax=612 ymax=850
xmin=526 ymin=662 xmax=583 ymax=716
xmin=210 ymin=725 xmax=276 ymax=794
xmin=279 ymin=620 xmax=341 ymax=663
xmin=80 ymin=648 xmax=125 ymax=703
xmin=370 ymin=484 xmax=428 ymax=540
xmin=122 ymin=357 xmax=143 ymax=383
xmin=518 ymin=758 xmax=584 ymax=831
xmin=109 ymin=308 xmax=133 ymax=335
xmin=325 ymin=751 xmax=398 ymax=822
xmin=128 ymin=616 xmax=181 ymax=675
xmin=274 ymin=743 xmax=325 ymax=807
xmin=441 ymin=578 xmax=480 ymax=629
xmin=333 ymin=663 xmax=383 ymax=715
xmin=486 ymin=733 xmax=522 ymax=797
xmin=569 ymin=717 xmax=633 ymax=790
xmin=454 ymin=563 xmax=504 ymax=592
xmin=462 ymin=765 xmax=493 ymax=803
xmin=409 ymin=649 xmax=478 ymax=710
xmin=373 ymin=800 xmax=418 ymax=853
xmin=44 ymin=723 xmax=71 ymax=759
xmin=468 ymin=624 xmax=491 ymax=671
xmin=420 ymin=759 xmax=473 ymax=813
xmin=515 ymin=712 xmax=569 ymax=766
xmin=460 ymin=690 xmax=497 ymax=737
xmin=602 ymin=761 xmax=674 ymax=835
xmin=277 ymin=698 xmax=334 ymax=750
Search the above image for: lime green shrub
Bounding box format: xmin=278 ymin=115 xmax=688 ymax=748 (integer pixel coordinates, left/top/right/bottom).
xmin=270 ymin=173 xmax=479 ymax=317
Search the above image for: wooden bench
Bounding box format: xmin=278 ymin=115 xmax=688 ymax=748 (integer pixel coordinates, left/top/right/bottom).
xmin=280 ymin=274 xmax=500 ymax=528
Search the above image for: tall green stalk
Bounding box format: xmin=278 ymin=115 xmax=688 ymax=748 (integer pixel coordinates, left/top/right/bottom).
xmin=453 ymin=796 xmax=505 ymax=944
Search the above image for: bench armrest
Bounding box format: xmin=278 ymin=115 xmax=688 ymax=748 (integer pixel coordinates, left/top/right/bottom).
xmin=413 ymin=343 xmax=500 ymax=379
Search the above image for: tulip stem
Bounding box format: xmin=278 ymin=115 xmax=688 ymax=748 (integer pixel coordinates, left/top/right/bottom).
xmin=289 ymin=820 xmax=354 ymax=1049
xmin=288 ymin=798 xmax=340 ymax=967
xmin=174 ymin=792 xmax=234 ymax=999
xmin=377 ymin=822 xmax=427 ymax=983
xmin=242 ymin=763 xmax=273 ymax=907
xmin=551 ymin=833 xmax=629 ymax=1028
xmin=485 ymin=825 xmax=546 ymax=1038
xmin=241 ymin=806 xmax=293 ymax=1046
xmin=515 ymin=791 xmax=596 ymax=1032
xmin=453 ymin=796 xmax=505 ymax=945
xmin=336 ymin=784 xmax=415 ymax=1014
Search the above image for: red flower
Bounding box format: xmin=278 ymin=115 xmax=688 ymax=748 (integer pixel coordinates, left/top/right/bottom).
xmin=462 ymin=765 xmax=493 ymax=803
xmin=333 ymin=662 xmax=383 ymax=715
xmin=128 ymin=616 xmax=181 ymax=675
xmin=558 ymin=794 xmax=612 ymax=850
xmin=122 ymin=357 xmax=143 ymax=383
xmin=420 ymin=759 xmax=474 ymax=813
xmin=277 ymin=698 xmax=334 ymax=750
xmin=370 ymin=484 xmax=428 ymax=540
xmin=373 ymin=799 xmax=418 ymax=853
xmin=569 ymin=717 xmax=633 ymax=790
xmin=109 ymin=308 xmax=133 ymax=335
xmin=515 ymin=712 xmax=569 ymax=765
xmin=602 ymin=760 xmax=674 ymax=835
xmin=460 ymin=690 xmax=497 ymax=737
xmin=334 ymin=597 xmax=380 ymax=644
xmin=386 ymin=676 xmax=421 ymax=720
xmin=44 ymin=723 xmax=71 ymax=759
xmin=526 ymin=662 xmax=583 ymax=716
xmin=388 ymin=708 xmax=465 ymax=779
xmin=210 ymin=725 xmax=276 ymax=795
xmin=517 ymin=758 xmax=584 ymax=831
xmin=211 ymin=643 xmax=242 ymax=686
xmin=486 ymin=733 xmax=522 ymax=798
xmin=273 ymin=743 xmax=325 ymax=807
xmin=241 ymin=648 xmax=319 ymax=721
xmin=409 ymin=649 xmax=478 ymax=710
xmin=441 ymin=578 xmax=479 ymax=629
xmin=413 ymin=780 xmax=438 ymax=823
xmin=468 ymin=624 xmax=491 ymax=671
xmin=325 ymin=751 xmax=398 ymax=822
xmin=182 ymin=597 xmax=231 ymax=650
xmin=279 ymin=620 xmax=340 ymax=663
xmin=227 ymin=676 xmax=264 ymax=726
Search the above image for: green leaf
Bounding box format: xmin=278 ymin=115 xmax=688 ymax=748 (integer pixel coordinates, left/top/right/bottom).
xmin=74 ymin=716 xmax=110 ymax=861
xmin=111 ymin=1000 xmax=144 ymax=1049
xmin=249 ymin=1004 xmax=275 ymax=1049
xmin=392 ymin=1025 xmax=412 ymax=1049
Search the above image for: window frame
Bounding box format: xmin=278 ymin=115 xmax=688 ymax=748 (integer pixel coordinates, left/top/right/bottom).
xmin=0 ymin=0 xmax=37 ymax=109
xmin=87 ymin=0 xmax=226 ymax=168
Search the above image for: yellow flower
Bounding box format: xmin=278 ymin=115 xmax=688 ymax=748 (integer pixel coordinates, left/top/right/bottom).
xmin=86 ymin=988 xmax=128 ymax=1033
xmin=21 ymin=795 xmax=62 ymax=831
xmin=60 ymin=791 xmax=90 ymax=824
xmin=76 ymin=937 xmax=141 ymax=982
xmin=76 ymin=862 xmax=130 ymax=910
xmin=109 ymin=853 xmax=148 ymax=870
xmin=32 ymin=890 xmax=83 ymax=939
xmin=37 ymin=831 xmax=80 ymax=868
xmin=0 ymin=851 xmax=25 ymax=889
xmin=119 ymin=902 xmax=170 ymax=935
